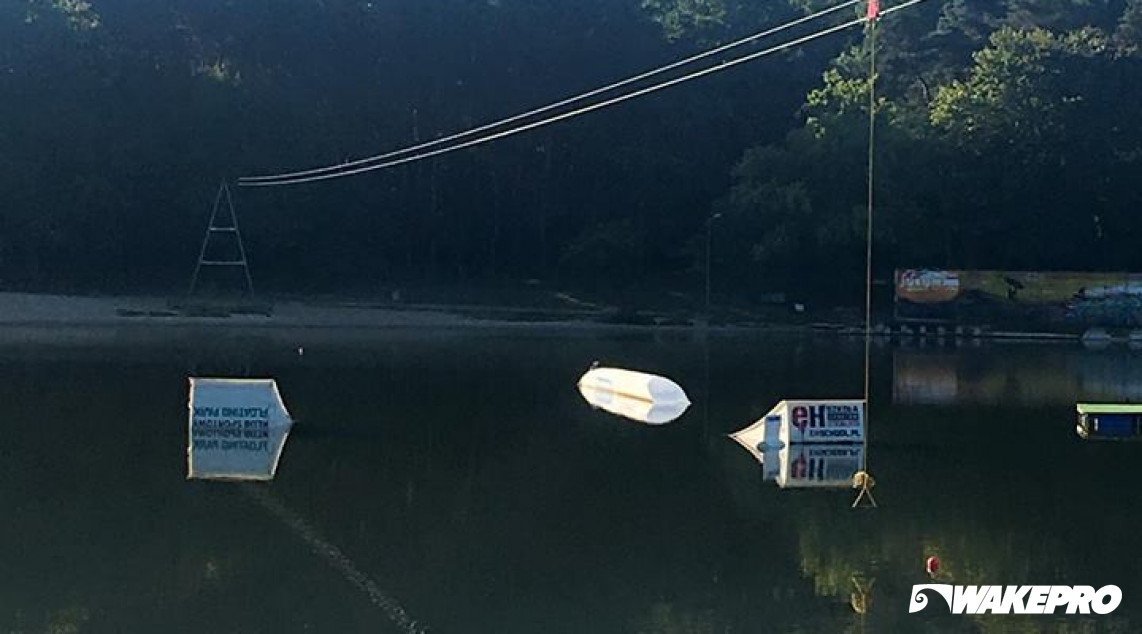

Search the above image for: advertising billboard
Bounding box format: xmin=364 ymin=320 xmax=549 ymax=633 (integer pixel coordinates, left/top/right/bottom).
xmin=895 ymin=269 xmax=1142 ymax=327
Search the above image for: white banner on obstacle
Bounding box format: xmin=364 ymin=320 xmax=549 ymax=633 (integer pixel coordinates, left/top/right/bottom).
xmin=730 ymin=399 xmax=865 ymax=458
xmin=187 ymin=378 xmax=294 ymax=481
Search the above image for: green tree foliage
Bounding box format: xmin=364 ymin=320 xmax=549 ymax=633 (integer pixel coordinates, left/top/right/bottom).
xmin=0 ymin=0 xmax=834 ymax=296
xmin=930 ymin=27 xmax=1103 ymax=151
xmin=1117 ymin=0 xmax=1142 ymax=51
xmin=23 ymin=0 xmax=101 ymax=31
xmin=640 ymin=0 xmax=731 ymax=41
xmin=2 ymin=0 xmax=1142 ymax=303
xmin=718 ymin=1 xmax=1142 ymax=298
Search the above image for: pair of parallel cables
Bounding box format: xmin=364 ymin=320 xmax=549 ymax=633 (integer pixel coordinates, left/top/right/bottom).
xmin=238 ymin=0 xmax=926 ymax=187
xmin=237 ymin=0 xmax=926 ymax=461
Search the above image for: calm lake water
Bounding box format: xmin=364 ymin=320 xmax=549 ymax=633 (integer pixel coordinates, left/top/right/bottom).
xmin=1 ymin=327 xmax=1138 ymax=633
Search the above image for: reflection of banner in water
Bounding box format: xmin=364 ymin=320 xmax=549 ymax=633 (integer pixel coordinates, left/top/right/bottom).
xmin=895 ymin=270 xmax=1142 ymax=326
xmin=891 ymin=353 xmax=958 ymax=405
xmin=776 ymin=445 xmax=864 ymax=489
xmin=894 ymin=348 xmax=1142 ymax=405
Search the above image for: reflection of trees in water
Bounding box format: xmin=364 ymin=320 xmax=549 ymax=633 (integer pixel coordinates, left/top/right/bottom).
xmin=1067 ymin=296 xmax=1142 ymax=328
xmin=631 ymin=602 xmax=718 ymax=634
xmin=780 ymin=436 xmax=1142 ymax=631
xmin=895 ymin=345 xmax=1142 ymax=405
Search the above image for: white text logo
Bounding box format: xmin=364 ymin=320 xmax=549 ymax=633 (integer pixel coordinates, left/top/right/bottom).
xmin=909 ymin=585 xmax=1121 ymax=615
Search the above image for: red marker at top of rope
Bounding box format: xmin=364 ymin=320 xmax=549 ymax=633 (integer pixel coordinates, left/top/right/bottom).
xmin=866 ymin=0 xmax=880 ymax=21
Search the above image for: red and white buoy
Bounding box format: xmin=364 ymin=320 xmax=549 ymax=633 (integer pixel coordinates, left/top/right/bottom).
xmin=925 ymin=555 xmax=940 ymax=577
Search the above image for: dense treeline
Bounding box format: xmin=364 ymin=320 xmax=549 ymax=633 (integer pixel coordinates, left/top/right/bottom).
xmin=1 ymin=0 xmax=1140 ymax=302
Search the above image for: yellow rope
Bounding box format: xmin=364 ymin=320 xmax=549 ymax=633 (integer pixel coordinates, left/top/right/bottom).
xmin=858 ymin=4 xmax=878 ymax=510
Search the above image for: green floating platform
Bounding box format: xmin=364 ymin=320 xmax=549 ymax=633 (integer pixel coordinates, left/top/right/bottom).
xmin=1075 ymin=403 xmax=1142 ymax=440
xmin=1076 ymin=403 xmax=1142 ymax=414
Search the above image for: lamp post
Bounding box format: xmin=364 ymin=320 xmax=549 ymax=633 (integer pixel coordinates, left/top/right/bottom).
xmin=705 ymin=212 xmax=722 ymax=320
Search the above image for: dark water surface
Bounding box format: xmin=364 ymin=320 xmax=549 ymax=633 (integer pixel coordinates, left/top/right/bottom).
xmin=1 ymin=327 xmax=1139 ymax=633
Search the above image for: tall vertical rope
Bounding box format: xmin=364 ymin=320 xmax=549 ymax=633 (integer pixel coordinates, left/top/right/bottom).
xmin=863 ymin=18 xmax=877 ymax=407
xmin=862 ymin=9 xmax=878 ymax=479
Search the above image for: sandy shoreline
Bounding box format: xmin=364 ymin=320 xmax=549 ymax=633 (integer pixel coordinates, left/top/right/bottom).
xmin=0 ymin=291 xmax=499 ymax=329
xmin=0 ymin=291 xmax=736 ymax=344
xmin=0 ymin=292 xmax=1093 ymax=348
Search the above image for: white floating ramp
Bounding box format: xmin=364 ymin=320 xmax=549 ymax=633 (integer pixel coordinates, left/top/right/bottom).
xmin=187 ymin=378 xmax=294 ymax=481
xmin=577 ymin=366 xmax=690 ymax=425
xmin=727 ymin=414 xmax=785 ymax=463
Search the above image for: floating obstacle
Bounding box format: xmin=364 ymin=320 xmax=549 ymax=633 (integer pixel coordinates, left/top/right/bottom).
xmin=728 ymin=414 xmax=785 ymax=463
xmin=1075 ymin=403 xmax=1142 ymax=441
xmin=730 ymin=399 xmax=867 ymax=490
xmin=187 ymin=378 xmax=295 ymax=480
xmin=731 ymin=399 xmax=865 ymax=452
xmin=577 ymin=366 xmax=690 ymax=425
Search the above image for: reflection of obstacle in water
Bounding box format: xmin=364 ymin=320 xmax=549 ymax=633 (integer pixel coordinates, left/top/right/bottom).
xmin=850 ymin=574 xmax=875 ymax=614
xmin=577 ymin=366 xmax=690 ymax=424
xmin=242 ymin=484 xmax=429 ymax=634
xmin=778 ymin=445 xmax=864 ymax=489
xmin=730 ymin=440 xmax=866 ymax=490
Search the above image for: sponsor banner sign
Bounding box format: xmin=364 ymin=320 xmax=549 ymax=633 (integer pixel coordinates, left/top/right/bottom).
xmin=894 ymin=269 xmax=1142 ymax=327
xmin=897 ymin=269 xmax=961 ymax=304
xmin=188 ymin=378 xmax=294 ymax=481
xmin=757 ymin=399 xmax=865 ymax=445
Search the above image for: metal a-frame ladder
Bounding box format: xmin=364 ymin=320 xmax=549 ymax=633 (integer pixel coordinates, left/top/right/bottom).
xmin=188 ymin=181 xmax=255 ymax=298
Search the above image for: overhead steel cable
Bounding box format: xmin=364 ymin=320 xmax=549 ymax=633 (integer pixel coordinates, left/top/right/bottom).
xmin=239 ymin=0 xmax=862 ymax=185
xmin=240 ymin=0 xmax=926 ymax=187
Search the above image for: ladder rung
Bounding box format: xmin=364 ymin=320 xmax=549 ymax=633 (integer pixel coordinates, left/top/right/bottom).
xmin=208 ymin=227 xmax=238 ymax=233
xmin=200 ymin=260 xmax=247 ymax=266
